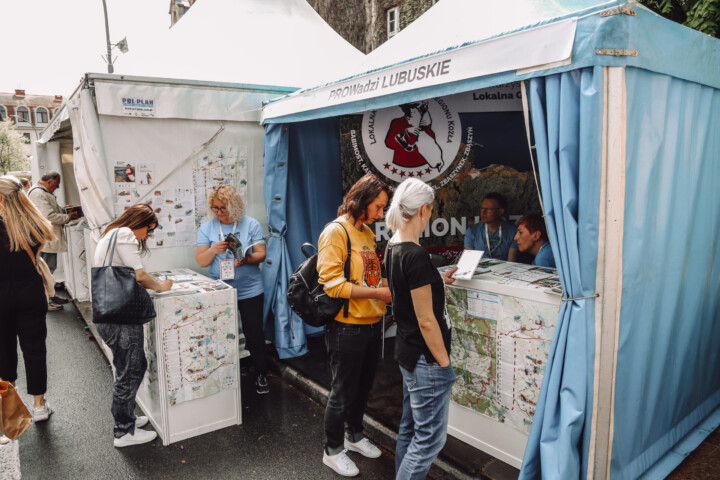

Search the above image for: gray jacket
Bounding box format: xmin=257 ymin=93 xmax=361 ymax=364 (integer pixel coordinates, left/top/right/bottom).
xmin=28 ymin=184 xmax=70 ymax=254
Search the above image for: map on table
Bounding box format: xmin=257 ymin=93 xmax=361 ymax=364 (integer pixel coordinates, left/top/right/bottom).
xmin=151 ymin=290 xmax=239 ymax=406
xmin=447 ymin=286 xmax=559 ymax=434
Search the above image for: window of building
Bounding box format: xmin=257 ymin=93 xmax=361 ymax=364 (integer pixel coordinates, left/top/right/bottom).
xmin=387 ymin=7 xmax=400 ymax=37
xmin=0 ymin=106 xmax=6 ymax=121
xmin=35 ymin=107 xmax=49 ymax=124
xmin=16 ymin=106 xmax=30 ymax=124
xmin=23 ymin=133 xmax=31 ymax=144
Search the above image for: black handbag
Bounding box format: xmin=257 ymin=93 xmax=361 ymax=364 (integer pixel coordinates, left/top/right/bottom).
xmin=91 ymin=229 xmax=156 ymax=325
xmin=287 ymin=222 xmax=350 ymax=327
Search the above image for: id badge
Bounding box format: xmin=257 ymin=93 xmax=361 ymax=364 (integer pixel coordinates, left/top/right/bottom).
xmin=219 ymin=259 xmax=235 ymax=280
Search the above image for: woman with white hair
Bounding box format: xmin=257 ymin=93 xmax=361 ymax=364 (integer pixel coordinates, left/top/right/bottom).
xmin=0 ymin=175 xmax=56 ymax=423
xmin=384 ymin=178 xmax=458 ymax=480
xmin=195 ymin=185 xmax=268 ymax=394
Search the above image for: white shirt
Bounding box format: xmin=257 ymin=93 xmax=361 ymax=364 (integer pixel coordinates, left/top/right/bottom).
xmin=93 ymin=227 xmax=144 ymax=270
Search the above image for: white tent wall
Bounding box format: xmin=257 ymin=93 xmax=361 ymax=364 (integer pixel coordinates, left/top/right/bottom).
xmin=95 ymin=115 xmax=267 ymax=273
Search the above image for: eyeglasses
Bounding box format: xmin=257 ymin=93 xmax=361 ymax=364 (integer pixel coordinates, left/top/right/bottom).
xmin=211 ymin=206 xmax=228 ymax=213
xmin=147 ymin=225 xmax=156 ymax=236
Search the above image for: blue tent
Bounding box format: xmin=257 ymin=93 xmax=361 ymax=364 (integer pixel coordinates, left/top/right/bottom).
xmin=261 ymin=1 xmax=720 ymax=478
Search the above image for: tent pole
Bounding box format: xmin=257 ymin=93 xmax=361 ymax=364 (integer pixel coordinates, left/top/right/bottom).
xmin=588 ymin=66 xmax=627 ymax=480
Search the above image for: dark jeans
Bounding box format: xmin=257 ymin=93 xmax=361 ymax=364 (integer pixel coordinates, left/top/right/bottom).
xmin=324 ymin=320 xmax=381 ymax=455
xmin=238 ymin=294 xmax=267 ymax=376
xmin=96 ymin=323 xmax=147 ymax=438
xmin=40 ymin=252 xmax=57 ymax=274
xmin=0 ymin=280 xmax=48 ymax=395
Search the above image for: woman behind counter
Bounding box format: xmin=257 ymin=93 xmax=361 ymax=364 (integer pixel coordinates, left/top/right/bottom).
xmin=0 ymin=175 xmax=56 ymax=426
xmin=385 ymin=178 xmax=458 ymax=480
xmin=195 ymin=185 xmax=269 ymax=394
xmin=317 ymin=173 xmax=392 ymax=477
xmin=93 ymin=204 xmax=172 ymax=448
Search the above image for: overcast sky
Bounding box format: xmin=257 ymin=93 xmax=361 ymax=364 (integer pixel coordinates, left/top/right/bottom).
xmin=0 ymin=0 xmax=168 ymax=97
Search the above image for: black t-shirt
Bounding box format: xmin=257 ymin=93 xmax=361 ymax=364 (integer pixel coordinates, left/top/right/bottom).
xmin=386 ymin=241 xmax=452 ymax=371
xmin=0 ymin=216 xmax=41 ymax=283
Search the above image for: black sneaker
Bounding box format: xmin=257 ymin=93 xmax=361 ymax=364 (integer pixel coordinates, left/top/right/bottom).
xmin=50 ymin=296 xmax=69 ymax=305
xmin=255 ymin=374 xmax=269 ymax=394
xmin=54 ymin=282 xmax=65 ymax=291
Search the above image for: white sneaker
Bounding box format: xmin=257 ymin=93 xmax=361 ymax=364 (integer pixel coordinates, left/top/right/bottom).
xmin=135 ymin=416 xmax=149 ymax=428
xmin=113 ymin=429 xmax=157 ymax=448
xmin=344 ymin=437 xmax=381 ymax=458
xmin=33 ymin=400 xmax=53 ymax=423
xmin=323 ymin=449 xmax=359 ymax=477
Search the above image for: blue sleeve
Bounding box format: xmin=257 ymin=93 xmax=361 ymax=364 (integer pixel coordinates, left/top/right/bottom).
xmin=248 ymin=217 xmax=266 ymax=245
xmin=197 ymin=221 xmax=212 ymax=246
xmin=465 ymin=224 xmax=477 ymax=248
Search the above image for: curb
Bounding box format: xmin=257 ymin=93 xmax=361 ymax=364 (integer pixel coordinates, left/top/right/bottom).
xmin=268 ymin=356 xmax=481 ymax=480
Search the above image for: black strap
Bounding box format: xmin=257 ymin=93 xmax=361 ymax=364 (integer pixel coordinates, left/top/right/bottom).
xmin=102 ymin=229 xmax=121 ymax=267
xmin=331 ymin=221 xmax=352 ymax=318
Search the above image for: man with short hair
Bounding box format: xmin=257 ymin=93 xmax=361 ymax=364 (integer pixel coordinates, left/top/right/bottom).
xmin=464 ymin=192 xmax=519 ymax=261
xmin=28 ymin=171 xmax=80 ymax=311
xmin=514 ymin=214 xmax=556 ymax=268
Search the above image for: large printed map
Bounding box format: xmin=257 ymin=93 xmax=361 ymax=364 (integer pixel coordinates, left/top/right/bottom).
xmin=447 ymin=286 xmax=558 ymax=434
xmin=151 ymin=290 xmax=239 ymax=406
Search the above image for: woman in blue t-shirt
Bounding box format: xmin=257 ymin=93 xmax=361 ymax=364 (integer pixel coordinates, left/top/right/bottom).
xmin=195 ymin=185 xmax=269 ymax=394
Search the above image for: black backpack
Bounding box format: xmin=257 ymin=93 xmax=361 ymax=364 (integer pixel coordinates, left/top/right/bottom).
xmin=287 ymin=222 xmax=351 ymax=327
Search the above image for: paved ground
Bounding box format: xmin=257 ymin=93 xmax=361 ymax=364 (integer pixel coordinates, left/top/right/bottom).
xmin=4 ymin=300 xmax=396 ymax=480
xmin=3 ymin=295 xmax=719 ymax=480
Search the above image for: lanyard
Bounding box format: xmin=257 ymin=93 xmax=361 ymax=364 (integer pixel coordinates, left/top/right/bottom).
xmin=217 ymin=220 xmax=237 ymax=260
xmin=485 ymin=223 xmax=502 ymax=257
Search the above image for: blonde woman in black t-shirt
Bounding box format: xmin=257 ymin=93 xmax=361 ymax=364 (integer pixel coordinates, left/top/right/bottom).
xmin=385 ymin=178 xmax=458 ymax=480
xmin=0 ymin=175 xmax=56 ymax=425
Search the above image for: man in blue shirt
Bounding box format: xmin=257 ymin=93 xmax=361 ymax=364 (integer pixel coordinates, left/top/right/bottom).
xmin=514 ymin=214 xmax=556 ymax=268
xmin=464 ymin=193 xmax=518 ymax=261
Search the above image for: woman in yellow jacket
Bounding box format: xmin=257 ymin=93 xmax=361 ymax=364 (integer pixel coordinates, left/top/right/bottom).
xmin=318 ymin=173 xmax=392 ymax=477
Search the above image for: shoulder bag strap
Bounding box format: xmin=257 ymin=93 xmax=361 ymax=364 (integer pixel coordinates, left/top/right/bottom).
xmin=332 ymin=221 xmax=352 ymax=319
xmin=102 ymin=229 xmax=121 ymax=267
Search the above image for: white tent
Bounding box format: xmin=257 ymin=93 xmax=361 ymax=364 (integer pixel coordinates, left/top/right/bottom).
xmin=36 ymin=0 xmax=365 ymax=279
xmin=118 ymin=0 xmax=364 ymax=89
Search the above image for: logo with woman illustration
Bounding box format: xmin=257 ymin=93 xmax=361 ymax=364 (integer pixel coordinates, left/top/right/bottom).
xmin=360 ymin=98 xmax=461 ymax=183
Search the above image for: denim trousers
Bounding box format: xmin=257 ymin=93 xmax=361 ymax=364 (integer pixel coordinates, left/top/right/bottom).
xmin=323 ymin=320 xmax=381 ymax=455
xmin=96 ymin=323 xmax=147 ymax=438
xmin=396 ymin=355 xmax=456 ymax=480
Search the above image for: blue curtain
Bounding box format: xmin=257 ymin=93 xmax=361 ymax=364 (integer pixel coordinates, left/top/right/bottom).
xmin=519 ymin=67 xmax=603 ymax=479
xmin=611 ymin=68 xmax=720 ymax=479
xmin=262 ymin=119 xmax=344 ymax=358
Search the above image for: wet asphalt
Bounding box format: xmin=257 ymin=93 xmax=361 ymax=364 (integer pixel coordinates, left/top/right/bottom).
xmin=11 ymin=299 xmax=397 ymax=480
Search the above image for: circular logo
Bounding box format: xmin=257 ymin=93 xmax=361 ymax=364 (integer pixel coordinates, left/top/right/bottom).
xmin=361 ymin=98 xmax=461 ymax=184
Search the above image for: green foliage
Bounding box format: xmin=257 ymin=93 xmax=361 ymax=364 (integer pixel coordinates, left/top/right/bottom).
xmin=0 ymin=119 xmax=30 ymax=174
xmin=640 ymin=0 xmax=720 ymax=37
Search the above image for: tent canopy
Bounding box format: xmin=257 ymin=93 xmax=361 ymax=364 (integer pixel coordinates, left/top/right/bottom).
xmin=262 ymin=0 xmax=720 ymax=123
xmin=118 ymin=0 xmax=365 ymax=89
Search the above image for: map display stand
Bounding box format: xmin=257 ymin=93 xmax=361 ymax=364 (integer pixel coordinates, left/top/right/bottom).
xmin=135 ymin=269 xmax=243 ymax=446
xmin=443 ymin=260 xmax=562 ymax=468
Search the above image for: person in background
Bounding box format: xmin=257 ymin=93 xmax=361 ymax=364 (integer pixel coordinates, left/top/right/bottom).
xmin=0 ymin=175 xmax=56 ymax=424
xmin=317 ymin=173 xmax=392 ymax=477
xmin=464 ymin=192 xmax=518 ymax=261
xmin=514 ymin=214 xmax=556 ymax=268
xmin=385 ymin=178 xmax=458 ymax=480
xmin=195 ymin=185 xmax=269 ymax=394
xmin=27 ymin=171 xmax=80 ymax=310
xmin=93 ymin=204 xmax=172 ymax=447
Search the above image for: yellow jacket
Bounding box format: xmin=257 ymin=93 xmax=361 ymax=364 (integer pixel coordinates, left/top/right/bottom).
xmin=317 ymin=216 xmax=386 ymax=324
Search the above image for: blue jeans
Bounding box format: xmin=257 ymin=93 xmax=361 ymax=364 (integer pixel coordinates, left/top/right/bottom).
xmin=323 ymin=321 xmax=381 ymax=455
xmin=396 ymin=355 xmax=456 ymax=480
xmin=96 ymin=323 xmax=147 ymax=438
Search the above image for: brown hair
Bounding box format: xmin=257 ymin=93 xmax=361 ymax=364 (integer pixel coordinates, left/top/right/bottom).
xmin=337 ymin=173 xmax=390 ymax=222
xmin=0 ymin=175 xmax=55 ymax=252
xmin=517 ymin=214 xmax=548 ymax=242
xmin=103 ymin=204 xmax=158 ymax=254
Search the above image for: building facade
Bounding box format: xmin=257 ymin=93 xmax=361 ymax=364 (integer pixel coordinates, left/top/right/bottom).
xmin=169 ymin=0 xmax=197 ymax=27
xmin=0 ymin=89 xmax=63 ymax=158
